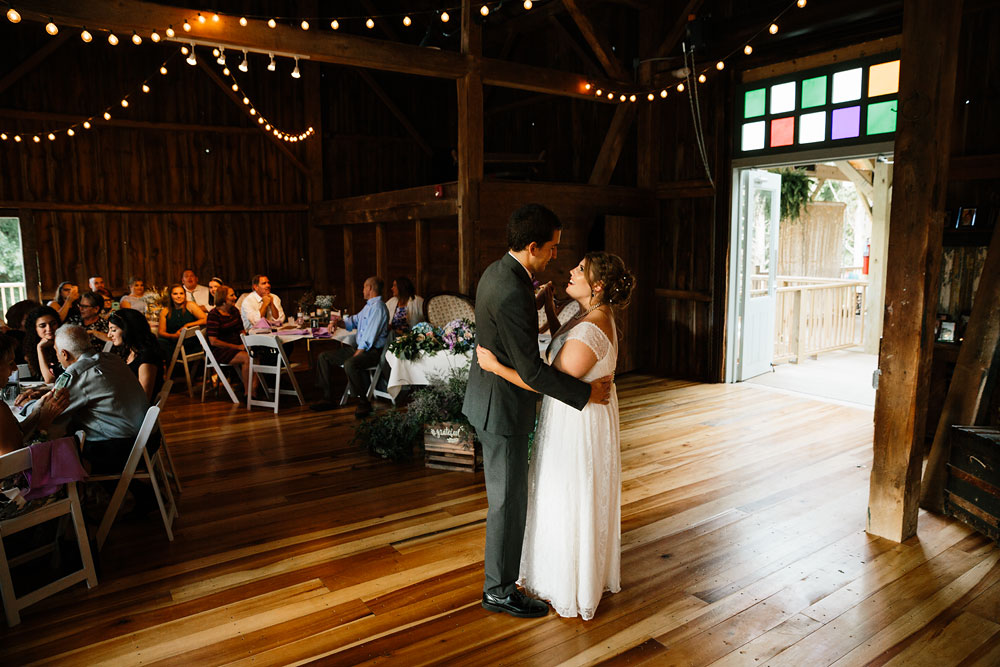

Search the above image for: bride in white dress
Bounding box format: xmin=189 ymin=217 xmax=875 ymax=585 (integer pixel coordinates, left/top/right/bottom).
xmin=477 ymin=251 xmax=635 ymax=620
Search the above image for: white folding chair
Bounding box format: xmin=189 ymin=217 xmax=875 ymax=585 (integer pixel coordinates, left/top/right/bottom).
xmin=194 ymin=330 xmax=240 ymax=404
xmin=0 ymin=435 xmax=98 ymax=626
xmin=242 ymin=334 xmax=305 ymax=413
xmin=91 ymin=406 xmax=178 ymax=551
xmin=153 ymin=380 xmax=182 ymax=494
xmin=369 ymin=333 xmax=398 ymax=406
xmin=164 ymin=327 xmax=206 ymax=398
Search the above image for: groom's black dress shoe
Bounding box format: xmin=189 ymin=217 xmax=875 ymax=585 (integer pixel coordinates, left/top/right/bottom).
xmin=481 ymin=590 xmax=548 ymax=618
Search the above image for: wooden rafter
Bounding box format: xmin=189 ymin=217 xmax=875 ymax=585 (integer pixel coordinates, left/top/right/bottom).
xmin=589 ymin=104 xmax=638 ymax=185
xmin=652 ymin=0 xmax=706 ymax=60
xmin=563 ymin=0 xmax=630 ymax=80
xmin=19 ymin=0 xmax=636 ymax=100
xmin=835 ymin=160 xmax=875 ymax=202
xmin=547 ymin=16 xmax=604 ymax=79
xmin=356 ymin=70 xmax=433 ymax=157
xmin=0 ymin=32 xmax=71 ymax=96
xmin=195 ymin=60 xmax=311 ymax=177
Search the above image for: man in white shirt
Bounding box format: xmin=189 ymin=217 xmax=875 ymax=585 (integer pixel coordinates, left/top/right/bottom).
xmin=182 ymin=269 xmax=212 ymax=310
xmin=240 ymin=274 xmax=285 ymax=330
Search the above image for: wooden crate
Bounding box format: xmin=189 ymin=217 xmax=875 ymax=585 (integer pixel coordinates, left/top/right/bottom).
xmin=424 ymin=422 xmax=481 ymax=472
xmin=944 ymin=426 xmax=1000 ymax=543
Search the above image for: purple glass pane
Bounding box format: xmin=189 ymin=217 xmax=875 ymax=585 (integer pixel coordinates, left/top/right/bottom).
xmin=831 ymin=106 xmax=861 ymax=140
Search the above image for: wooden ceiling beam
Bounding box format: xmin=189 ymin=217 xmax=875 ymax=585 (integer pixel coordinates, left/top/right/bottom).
xmin=0 ymin=31 xmax=71 ymax=96
xmin=18 ymin=0 xmax=635 ymax=101
xmin=356 ymin=70 xmax=433 ymax=157
xmin=652 ymin=0 xmax=706 ymax=60
xmin=563 ymin=0 xmax=630 ymax=80
xmin=0 ymin=108 xmax=258 ymax=134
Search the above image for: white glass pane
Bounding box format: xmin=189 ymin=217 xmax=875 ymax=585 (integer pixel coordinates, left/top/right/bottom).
xmin=741 ymin=121 xmax=766 ymax=151
xmin=832 ymin=68 xmax=862 ymax=103
xmin=799 ymin=111 xmax=826 ymax=143
xmin=750 ymin=189 xmax=772 ymax=297
xmin=770 ymin=81 xmax=796 ymax=114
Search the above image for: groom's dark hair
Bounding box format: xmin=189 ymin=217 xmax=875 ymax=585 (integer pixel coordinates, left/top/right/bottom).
xmin=507 ymin=203 xmax=562 ymax=251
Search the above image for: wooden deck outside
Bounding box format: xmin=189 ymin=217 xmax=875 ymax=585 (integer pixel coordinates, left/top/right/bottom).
xmin=2 ymin=376 xmax=998 ymax=665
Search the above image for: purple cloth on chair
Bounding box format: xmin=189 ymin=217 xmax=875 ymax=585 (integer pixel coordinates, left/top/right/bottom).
xmin=23 ymin=437 xmax=89 ymax=500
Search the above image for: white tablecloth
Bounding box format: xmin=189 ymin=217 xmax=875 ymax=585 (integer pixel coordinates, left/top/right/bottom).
xmin=385 ymin=349 xmax=472 ymax=399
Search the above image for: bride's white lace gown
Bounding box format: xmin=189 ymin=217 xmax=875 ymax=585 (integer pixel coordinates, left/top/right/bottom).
xmin=518 ymin=319 xmax=621 ymax=620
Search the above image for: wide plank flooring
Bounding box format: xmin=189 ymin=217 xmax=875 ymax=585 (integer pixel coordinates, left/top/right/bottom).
xmin=2 ymin=375 xmax=998 ymax=666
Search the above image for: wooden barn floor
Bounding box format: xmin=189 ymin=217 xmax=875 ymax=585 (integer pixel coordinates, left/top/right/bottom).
xmin=2 ymin=376 xmax=999 ymax=665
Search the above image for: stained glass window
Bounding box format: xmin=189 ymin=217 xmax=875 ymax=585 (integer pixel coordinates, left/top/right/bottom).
xmin=770 ymin=117 xmax=795 ymax=147
xmin=744 ymin=89 xmax=766 ymax=118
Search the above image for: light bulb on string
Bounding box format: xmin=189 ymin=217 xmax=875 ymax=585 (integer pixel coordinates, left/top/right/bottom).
xmin=120 ymin=99 xmax=128 ymax=107
xmin=212 ymin=13 xmax=219 ymax=22
xmin=265 ymin=124 xmax=271 ymax=131
xmin=33 ymin=135 xmax=40 ymax=143
xmin=647 ymin=93 xmax=654 ymax=101
xmin=231 ymin=83 xmax=238 ymax=91
xmin=291 ymin=57 xmax=301 ymax=79
xmin=716 ymin=60 xmax=725 ymax=70
xmin=607 ymin=93 xmax=613 ymax=100
xmin=797 ymin=0 xmax=806 ymax=7
xmin=47 ymin=133 xmax=55 ymax=141
xmin=150 ymin=31 xmax=160 ymax=42
xmin=258 ymin=117 xmax=264 ymax=124
xmin=67 ymin=128 xmax=74 ymax=136
xmin=267 ymin=53 xmax=276 ymax=71
xmin=239 ymin=50 xmax=248 ymax=72
xmin=331 ymin=20 xmax=339 ymax=30
xmin=249 ymin=108 xmax=256 ymax=116
xmin=629 ymin=94 xmax=636 ymax=102
xmin=132 ymin=32 xmax=142 ymax=45
xmin=584 ymin=83 xmax=591 ymax=91
xmin=180 ymin=45 xmax=189 ymax=54
xmin=13 ymin=135 xmax=21 ymax=143
xmin=366 ymin=18 xmax=375 ymax=29
xmin=524 ymin=0 xmax=533 ymax=9
xmin=222 ymin=67 xmax=230 ymax=76
xmin=403 ymin=16 xmax=411 ymax=26
xmin=165 ymin=26 xmax=175 ymax=38
xmin=619 ymin=94 xmax=626 ymax=102
xmin=595 ymin=89 xmax=602 ymax=96
xmin=698 ymin=74 xmax=706 ymax=83
xmin=197 ymin=13 xmax=205 ymax=24
xmin=481 ymin=5 xmax=490 ymax=16
xmin=108 ymin=33 xmax=119 ymax=45
xmin=660 ymin=89 xmax=667 ymax=98
xmin=1 ymin=133 xmax=7 ymax=141
xmin=83 ymin=121 xmax=91 ymax=129
xmin=743 ymin=44 xmax=753 ymax=55
xmin=160 ymin=66 xmax=168 ymax=75
xmin=81 ymin=28 xmax=92 ymax=42
xmin=242 ymin=96 xmax=250 ymax=105
xmin=212 ymin=48 xmax=220 ymax=57
xmin=677 ymin=83 xmax=685 ymax=92
xmin=769 ymin=23 xmax=778 ymax=34
xmin=183 ymin=19 xmax=191 ymax=31
xmin=142 ymin=84 xmax=150 ymax=93
xmin=103 ymin=112 xmax=111 ymax=120
xmin=440 ymin=12 xmax=449 ymax=23
xmin=6 ymin=8 xmax=20 ymax=23
xmin=300 ymin=20 xmax=309 ymax=30
xmin=46 ymin=21 xmax=59 ymax=35
xmin=267 ymin=18 xmax=276 ymax=28
xmin=239 ymin=17 xmax=247 ymax=27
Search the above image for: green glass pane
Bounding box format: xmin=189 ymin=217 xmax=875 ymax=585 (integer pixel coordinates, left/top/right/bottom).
xmin=744 ymin=89 xmax=766 ymax=118
xmin=867 ymin=100 xmax=897 ymax=134
xmin=801 ymin=76 xmax=827 ymax=108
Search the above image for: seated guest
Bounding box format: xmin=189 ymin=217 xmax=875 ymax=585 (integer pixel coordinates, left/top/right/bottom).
xmin=108 ymin=309 xmax=164 ymax=401
xmin=207 ymin=277 xmax=224 ymax=311
xmin=182 ymin=269 xmax=212 ymax=310
xmin=206 ymin=285 xmax=251 ymax=391
xmin=65 ymin=291 xmax=111 ymax=351
xmin=311 ymin=276 xmax=389 ymax=417
xmin=23 ymin=305 xmax=62 ymax=382
xmin=240 ymin=274 xmax=285 ymax=330
xmin=0 ymin=333 xmax=69 ymax=454
xmin=3 ymin=299 xmax=39 ymax=365
xmin=118 ymin=277 xmax=149 ymax=314
xmin=158 ymin=283 xmax=207 ymax=359
xmin=48 ymin=281 xmax=80 ymax=322
xmin=385 ymin=276 xmax=424 ymax=335
xmin=89 ymin=275 xmax=113 ymax=317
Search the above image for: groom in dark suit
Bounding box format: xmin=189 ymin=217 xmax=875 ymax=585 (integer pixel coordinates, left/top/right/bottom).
xmin=464 ymin=203 xmax=612 ymax=618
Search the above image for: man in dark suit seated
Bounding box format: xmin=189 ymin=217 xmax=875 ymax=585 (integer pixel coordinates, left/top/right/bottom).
xmin=463 ymin=203 xmax=612 ymax=618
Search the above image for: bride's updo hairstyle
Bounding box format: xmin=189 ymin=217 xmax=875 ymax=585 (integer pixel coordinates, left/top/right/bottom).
xmin=584 ymin=251 xmax=635 ymax=308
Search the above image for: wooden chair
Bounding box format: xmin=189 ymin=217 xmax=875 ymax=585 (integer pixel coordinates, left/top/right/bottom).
xmin=164 ymin=327 xmax=206 ymax=398
xmin=425 ymin=292 xmax=475 ymax=328
xmin=91 ymin=406 xmax=178 ymax=551
xmin=153 ymin=379 xmax=182 ymax=494
xmin=241 ymin=334 xmax=305 ymax=413
xmin=0 ymin=435 xmax=98 ymax=626
xmin=194 ymin=330 xmax=240 ymax=404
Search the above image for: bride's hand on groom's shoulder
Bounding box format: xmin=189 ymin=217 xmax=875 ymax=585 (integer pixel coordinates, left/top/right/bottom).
xmin=476 ymin=344 xmax=499 ymax=373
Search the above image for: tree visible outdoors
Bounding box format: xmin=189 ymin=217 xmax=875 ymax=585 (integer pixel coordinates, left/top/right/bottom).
xmin=0 ymin=218 xmax=25 ymax=284
xmin=815 ymin=180 xmax=871 ymax=272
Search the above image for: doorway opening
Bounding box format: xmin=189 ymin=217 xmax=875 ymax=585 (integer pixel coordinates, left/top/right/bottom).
xmin=725 ymin=156 xmax=891 ymax=408
xmin=0 ymin=217 xmax=26 ymax=315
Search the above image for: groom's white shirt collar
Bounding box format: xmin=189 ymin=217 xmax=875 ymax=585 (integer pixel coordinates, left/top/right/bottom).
xmin=508 ymin=251 xmax=533 ymax=280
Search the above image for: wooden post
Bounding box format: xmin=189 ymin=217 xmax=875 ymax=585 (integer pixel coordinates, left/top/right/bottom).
xmin=790 ymin=289 xmax=804 ymax=364
xmin=302 ymin=18 xmax=329 ymax=294
xmin=415 ymin=219 xmax=428 ymax=298
xmin=868 ymin=0 xmax=963 ymax=543
xmin=343 ymin=226 xmax=356 ymax=313
xmin=921 ymin=222 xmax=1000 ymax=511
xmin=457 ymin=0 xmax=483 ymax=295
xmin=864 ymin=161 xmax=891 ymax=354
xmin=375 ymin=223 xmax=388 ymax=283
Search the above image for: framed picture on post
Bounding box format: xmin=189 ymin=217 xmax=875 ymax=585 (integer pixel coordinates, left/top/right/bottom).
xmin=957 ymin=207 xmax=977 ymax=228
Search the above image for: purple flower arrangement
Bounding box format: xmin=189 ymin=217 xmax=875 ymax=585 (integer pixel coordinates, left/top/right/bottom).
xmin=388 ymin=319 xmax=476 ymax=360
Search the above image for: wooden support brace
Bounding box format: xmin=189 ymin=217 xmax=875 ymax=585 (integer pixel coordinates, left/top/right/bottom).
xmin=590 ymin=104 xmax=638 ymax=185
xmin=562 ymin=0 xmax=630 ymax=80
xmin=356 ymin=70 xmax=433 ymax=157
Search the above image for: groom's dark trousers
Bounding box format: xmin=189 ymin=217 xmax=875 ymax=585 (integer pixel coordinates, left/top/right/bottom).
xmin=463 ymin=253 xmax=590 ymax=597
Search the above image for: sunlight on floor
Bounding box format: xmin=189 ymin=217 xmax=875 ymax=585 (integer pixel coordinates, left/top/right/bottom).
xmin=745 ymin=348 xmax=877 ymax=408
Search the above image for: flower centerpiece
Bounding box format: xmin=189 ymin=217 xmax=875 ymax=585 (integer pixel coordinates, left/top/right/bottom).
xmin=314 ymin=294 xmax=336 ymax=311
xmin=441 ymin=318 xmax=476 ymax=354
xmin=388 ymin=321 xmax=445 ymax=360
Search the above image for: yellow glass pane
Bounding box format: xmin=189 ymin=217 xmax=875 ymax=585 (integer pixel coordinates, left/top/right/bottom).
xmin=868 ymin=60 xmax=900 ymax=97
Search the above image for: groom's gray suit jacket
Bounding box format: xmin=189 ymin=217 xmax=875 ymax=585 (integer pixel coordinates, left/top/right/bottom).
xmin=463 ymin=253 xmax=590 ymax=434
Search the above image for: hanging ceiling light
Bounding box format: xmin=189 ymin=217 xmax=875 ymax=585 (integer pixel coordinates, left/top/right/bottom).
xmin=267 ymin=53 xmax=276 ymax=71
xmin=291 ymin=57 xmax=301 ymax=79
xmin=239 ymin=50 xmax=249 ymax=72
xmin=186 ymin=45 xmax=197 ymax=66
xmin=217 ymin=47 xmax=226 ymax=65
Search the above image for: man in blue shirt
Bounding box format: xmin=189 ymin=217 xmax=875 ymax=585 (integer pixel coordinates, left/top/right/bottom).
xmin=311 ymin=276 xmax=389 ymax=417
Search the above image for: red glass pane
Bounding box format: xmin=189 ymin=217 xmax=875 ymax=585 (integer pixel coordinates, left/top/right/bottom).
xmin=770 ymin=116 xmax=795 ymax=147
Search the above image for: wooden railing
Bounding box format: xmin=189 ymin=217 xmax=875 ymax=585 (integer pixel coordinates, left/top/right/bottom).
xmin=0 ymin=282 xmax=26 ymax=315
xmin=774 ymin=279 xmax=867 ymax=363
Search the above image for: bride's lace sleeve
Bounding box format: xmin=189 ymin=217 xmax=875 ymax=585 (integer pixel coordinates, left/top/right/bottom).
xmin=567 ymin=321 xmax=611 ymax=361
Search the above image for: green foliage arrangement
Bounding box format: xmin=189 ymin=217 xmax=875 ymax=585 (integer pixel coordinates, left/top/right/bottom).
xmin=771 ymin=167 xmax=813 ymax=224
xmin=387 ymin=322 xmax=446 ymax=360
xmin=351 ymin=367 xmax=471 ymax=461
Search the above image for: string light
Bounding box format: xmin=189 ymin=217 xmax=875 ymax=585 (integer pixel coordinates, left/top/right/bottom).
xmin=32 ymin=135 xmax=40 ymax=143
xmin=160 ymin=66 xmax=168 ymax=75
xmin=180 ymin=45 xmax=189 ymax=55
xmin=222 ymin=66 xmax=230 ymax=76
xmin=242 ymin=96 xmax=250 ymax=105
xmin=607 ymin=93 xmax=613 ymax=99
xmin=619 ymin=94 xmax=626 ymax=102
xmin=141 ymin=84 xmax=150 ymax=93
xmin=13 ymin=135 xmax=21 ymax=142
xmin=744 ymin=44 xmax=753 ymax=55
xmin=677 ymin=83 xmax=685 ymax=92
xmin=239 ymin=17 xmax=248 ymax=27
xmin=716 ymin=61 xmax=725 ymax=70
xmin=267 ymin=53 xmax=276 ymax=71
xmin=211 ymin=13 xmax=220 ymax=23
xmin=47 ymin=132 xmax=55 ymax=141
xmin=366 ymin=18 xmax=375 ymax=29
xmin=6 ymin=8 xmax=20 ymax=23
xmin=131 ymin=32 xmax=142 ymax=45
xmin=150 ymin=31 xmax=160 ymax=42
xmin=249 ymin=108 xmax=256 ymax=116
xmin=769 ymin=23 xmax=779 ymax=34
xmin=267 ymin=18 xmax=276 ymax=28
xmin=584 ymin=83 xmax=592 ymax=91
xmin=108 ymin=33 xmax=119 ymax=45
xmin=291 ymin=57 xmax=301 ymax=79
xmin=165 ymin=26 xmax=175 ymax=38
xmin=524 ymin=0 xmax=533 ymax=9
xmin=300 ymin=20 xmax=309 ymax=30
xmin=403 ymin=16 xmax=412 ymax=26
xmin=197 ymin=13 xmax=206 ymax=24
xmin=629 ymin=94 xmax=636 ymax=102
xmin=797 ymin=0 xmax=807 ymax=6
xmin=331 ymin=20 xmax=339 ymax=30
xmin=103 ymin=112 xmax=111 ymax=120
xmin=231 ymin=82 xmax=238 ymax=91
xmin=698 ymin=74 xmax=706 ymax=83
xmin=83 ymin=121 xmax=91 ymax=129
xmin=120 ymin=99 xmax=128 ymax=107
xmin=660 ymin=89 xmax=667 ymax=98
xmin=481 ymin=5 xmax=490 ymax=16
xmin=1 ymin=133 xmax=7 ymax=140
xmin=239 ymin=50 xmax=249 ymax=72
xmin=45 ymin=21 xmax=58 ymax=36
xmin=440 ymin=11 xmax=449 ymax=23
xmin=647 ymin=93 xmax=655 ymax=101
xmin=183 ymin=19 xmax=191 ymax=32
xmin=80 ymin=28 xmax=92 ymax=42
xmin=66 ymin=129 xmax=74 ymax=136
